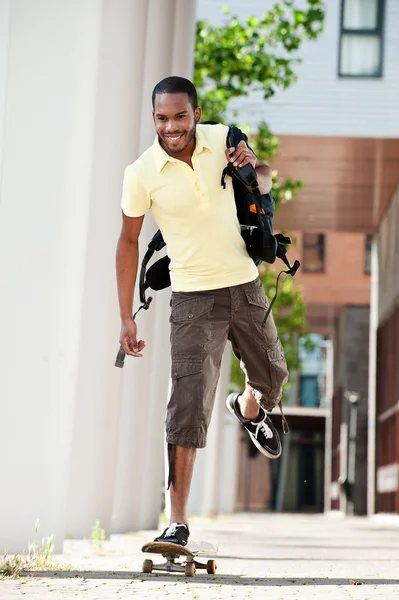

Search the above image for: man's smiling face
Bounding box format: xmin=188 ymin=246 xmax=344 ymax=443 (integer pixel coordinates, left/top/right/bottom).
xmin=153 ymin=92 xmax=201 ymax=157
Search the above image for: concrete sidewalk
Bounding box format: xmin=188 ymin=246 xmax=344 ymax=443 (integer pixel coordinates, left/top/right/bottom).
xmin=1 ymin=512 xmax=399 ymax=599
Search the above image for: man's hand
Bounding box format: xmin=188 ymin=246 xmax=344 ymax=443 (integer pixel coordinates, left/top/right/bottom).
xmin=119 ymin=318 xmax=146 ymax=357
xmin=225 ymin=140 xmax=256 ymax=170
xmin=225 ymin=140 xmax=272 ymax=194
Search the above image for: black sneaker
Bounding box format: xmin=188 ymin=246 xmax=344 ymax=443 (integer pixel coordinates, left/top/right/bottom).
xmin=226 ymin=393 xmax=282 ymax=459
xmin=154 ymin=523 xmax=190 ymax=546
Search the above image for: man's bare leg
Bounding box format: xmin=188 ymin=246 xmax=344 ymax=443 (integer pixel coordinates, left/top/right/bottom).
xmin=237 ymin=384 xmax=260 ymax=420
xmin=170 ymin=445 xmax=197 ymax=524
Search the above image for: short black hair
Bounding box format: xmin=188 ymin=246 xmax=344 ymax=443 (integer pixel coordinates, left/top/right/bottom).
xmin=152 ymin=76 xmax=198 ymax=111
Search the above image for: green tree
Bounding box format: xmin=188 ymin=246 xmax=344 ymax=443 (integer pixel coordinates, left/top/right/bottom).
xmin=195 ymin=0 xmax=324 ymax=122
xmin=194 ymin=1 xmax=325 ymax=392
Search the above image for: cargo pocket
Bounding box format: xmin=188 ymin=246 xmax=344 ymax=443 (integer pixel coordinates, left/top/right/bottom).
xmin=266 ymin=338 xmax=289 ymax=399
xmin=168 ymin=358 xmax=204 ymax=429
xmin=171 ymin=295 xmax=214 ymax=322
xmin=171 ymin=359 xmax=202 ymax=380
xmin=171 ymin=295 xmax=214 ymax=355
xmin=244 ymin=289 xmax=277 ymax=347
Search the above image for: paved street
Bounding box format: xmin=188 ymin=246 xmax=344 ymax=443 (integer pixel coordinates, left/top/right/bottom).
xmin=1 ymin=512 xmax=399 ymax=599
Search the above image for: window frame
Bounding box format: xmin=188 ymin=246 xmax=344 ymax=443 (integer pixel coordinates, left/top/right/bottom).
xmin=338 ymin=0 xmax=385 ymax=79
xmin=302 ymin=233 xmax=326 ymax=274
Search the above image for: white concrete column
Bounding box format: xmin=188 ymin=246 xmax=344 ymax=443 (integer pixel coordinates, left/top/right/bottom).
xmin=171 ymin=0 xmax=197 ymax=76
xmin=112 ymin=0 xmax=197 ymax=533
xmin=0 ymin=0 xmax=11 ymax=176
xmin=136 ymin=0 xmax=197 ymax=529
xmin=0 ymin=0 xmax=198 ymax=552
xmin=101 ymin=0 xmax=175 ymax=534
xmin=218 ymin=352 xmax=240 ymax=514
xmin=201 ymin=345 xmax=232 ymax=516
xmin=137 ymin=287 xmax=172 ymax=528
xmin=218 ymin=411 xmax=240 ymax=513
xmin=187 ymin=344 xmax=234 ymax=517
xmin=0 ymin=0 xmax=103 ymax=552
xmin=65 ymin=0 xmax=150 ymax=538
xmin=367 ymin=236 xmax=379 ymax=516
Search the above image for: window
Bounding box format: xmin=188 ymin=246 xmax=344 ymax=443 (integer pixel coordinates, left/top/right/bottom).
xmin=299 ymin=375 xmax=320 ymax=408
xmin=365 ymin=234 xmax=372 ymax=274
xmin=302 ymin=233 xmax=325 ymax=273
xmin=339 ymin=0 xmax=385 ymax=77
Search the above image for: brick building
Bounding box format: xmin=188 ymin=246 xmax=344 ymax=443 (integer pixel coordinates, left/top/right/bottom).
xmin=236 ymin=231 xmax=371 ymax=513
xmin=200 ymin=0 xmax=399 ymax=515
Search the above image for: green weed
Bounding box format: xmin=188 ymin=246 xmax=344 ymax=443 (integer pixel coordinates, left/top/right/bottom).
xmin=0 ymin=519 xmax=54 ymax=579
xmin=90 ymin=520 xmax=106 ymax=554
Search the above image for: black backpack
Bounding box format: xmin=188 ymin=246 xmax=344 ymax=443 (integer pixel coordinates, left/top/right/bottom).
xmin=115 ymin=124 xmax=300 ymax=368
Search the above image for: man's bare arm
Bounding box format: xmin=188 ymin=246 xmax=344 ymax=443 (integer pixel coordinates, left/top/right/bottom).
xmin=116 ymin=212 xmax=146 ymax=357
xmin=254 ymin=159 xmax=272 ymax=195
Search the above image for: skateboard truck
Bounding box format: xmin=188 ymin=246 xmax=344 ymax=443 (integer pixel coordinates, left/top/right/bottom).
xmin=141 ymin=541 xmax=217 ymax=577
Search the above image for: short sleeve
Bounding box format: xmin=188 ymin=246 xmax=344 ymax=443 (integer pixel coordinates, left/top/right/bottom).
xmin=216 ymin=123 xmax=229 ymax=148
xmin=121 ymin=165 xmax=151 ymax=217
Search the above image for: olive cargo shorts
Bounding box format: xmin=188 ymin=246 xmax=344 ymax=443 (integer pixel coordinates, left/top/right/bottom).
xmin=166 ymin=277 xmax=289 ymax=449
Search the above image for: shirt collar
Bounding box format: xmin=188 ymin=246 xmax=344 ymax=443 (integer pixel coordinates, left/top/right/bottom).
xmin=152 ymin=126 xmax=212 ymax=173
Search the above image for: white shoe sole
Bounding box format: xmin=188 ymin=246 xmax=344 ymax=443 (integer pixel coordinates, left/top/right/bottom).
xmin=226 ymin=393 xmax=282 ymax=459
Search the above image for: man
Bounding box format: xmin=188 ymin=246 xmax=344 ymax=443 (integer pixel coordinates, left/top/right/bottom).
xmin=116 ymin=76 xmax=288 ymax=547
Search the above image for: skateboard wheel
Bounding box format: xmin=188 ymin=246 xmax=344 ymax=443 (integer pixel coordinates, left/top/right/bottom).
xmin=206 ymin=559 xmax=217 ymax=574
xmin=142 ymin=559 xmax=153 ymax=574
xmin=184 ymin=562 xmax=196 ymax=577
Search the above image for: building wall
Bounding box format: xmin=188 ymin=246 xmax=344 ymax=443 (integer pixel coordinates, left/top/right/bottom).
xmin=235 ymin=438 xmax=272 ymax=511
xmin=331 ymin=306 xmax=370 ymax=515
xmin=289 ymin=231 xmax=370 ymax=306
xmin=198 ymin=0 xmax=398 ymax=516
xmin=375 ymin=184 xmax=399 ymax=512
xmin=376 ymin=309 xmax=399 ymax=512
xmin=378 ymin=185 xmax=399 ymax=321
xmin=344 ymin=308 xmax=370 ymax=516
xmin=198 ymin=0 xmax=399 ymax=137
xmin=281 ymin=431 xmax=324 ymax=513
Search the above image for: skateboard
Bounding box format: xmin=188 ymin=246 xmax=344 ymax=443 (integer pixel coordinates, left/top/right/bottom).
xmin=141 ymin=540 xmax=218 ymax=577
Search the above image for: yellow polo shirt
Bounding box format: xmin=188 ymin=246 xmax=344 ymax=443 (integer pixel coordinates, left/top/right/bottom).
xmin=121 ymin=123 xmax=258 ymax=292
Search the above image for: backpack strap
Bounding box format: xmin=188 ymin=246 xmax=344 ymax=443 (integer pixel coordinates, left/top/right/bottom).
xmin=275 ymin=234 xmax=300 ymax=277
xmin=223 ymin=126 xmax=268 ymax=236
xmin=114 ymin=295 xmax=154 ymax=368
xmin=115 ymin=230 xmax=166 ymax=369
xmin=139 ymin=230 xmax=166 ymax=304
xmin=221 ymin=164 xmax=233 ymax=188
xmin=260 ymin=253 xmax=300 ymax=332
xmin=139 ymin=246 xmax=156 ymax=306
xmin=252 ymin=186 xmax=267 ymax=239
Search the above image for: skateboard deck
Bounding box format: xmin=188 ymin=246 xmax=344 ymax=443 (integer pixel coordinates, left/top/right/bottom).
xmin=141 ymin=541 xmax=218 ymax=577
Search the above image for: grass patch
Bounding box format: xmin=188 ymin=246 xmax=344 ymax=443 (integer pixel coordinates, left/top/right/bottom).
xmin=0 ymin=519 xmax=61 ymax=579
